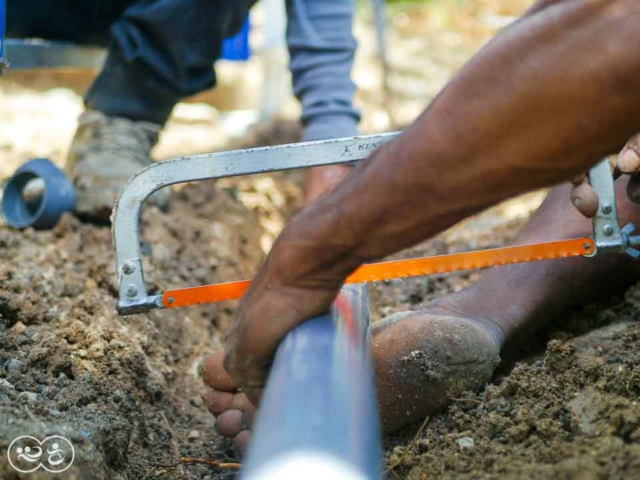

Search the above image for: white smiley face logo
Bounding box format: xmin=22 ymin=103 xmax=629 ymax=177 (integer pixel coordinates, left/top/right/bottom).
xmin=8 ymin=435 xmax=75 ymax=473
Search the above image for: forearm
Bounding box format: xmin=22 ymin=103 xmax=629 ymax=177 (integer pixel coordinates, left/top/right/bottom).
xmin=275 ymin=0 xmax=640 ymax=284
xmin=286 ymin=0 xmax=360 ymax=140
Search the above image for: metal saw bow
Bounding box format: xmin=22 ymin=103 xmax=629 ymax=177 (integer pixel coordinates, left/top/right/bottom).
xmin=112 ymin=133 xmax=640 ymax=315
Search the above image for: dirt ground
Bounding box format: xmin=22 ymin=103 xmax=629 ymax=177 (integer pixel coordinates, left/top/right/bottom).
xmin=379 ymin=231 xmax=640 ymax=480
xmin=1 ymin=0 xmax=639 ymax=479
xmin=0 ymin=180 xmax=268 ymax=479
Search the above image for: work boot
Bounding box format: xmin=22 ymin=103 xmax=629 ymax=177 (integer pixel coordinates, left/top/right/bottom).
xmin=65 ymin=110 xmax=171 ymax=221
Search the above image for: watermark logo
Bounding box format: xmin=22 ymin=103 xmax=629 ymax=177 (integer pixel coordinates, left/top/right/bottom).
xmin=7 ymin=435 xmax=75 ymax=473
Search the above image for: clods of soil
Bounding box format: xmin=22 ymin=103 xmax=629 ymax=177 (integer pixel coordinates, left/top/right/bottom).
xmin=0 ymin=181 xmax=264 ymax=479
xmin=0 ymin=152 xmax=639 ymax=479
xmin=8 ymin=2 xmax=635 ymax=478
xmin=382 ymin=278 xmax=640 ymax=480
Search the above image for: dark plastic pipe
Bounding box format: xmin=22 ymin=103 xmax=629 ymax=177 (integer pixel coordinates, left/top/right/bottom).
xmin=2 ymin=158 xmax=75 ymax=229
xmin=242 ymin=284 xmax=382 ymax=480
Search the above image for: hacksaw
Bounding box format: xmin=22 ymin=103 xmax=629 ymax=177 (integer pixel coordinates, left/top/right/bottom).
xmin=112 ymin=133 xmax=640 ymax=315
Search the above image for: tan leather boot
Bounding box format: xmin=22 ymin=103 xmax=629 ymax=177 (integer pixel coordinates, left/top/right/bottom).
xmin=66 ymin=110 xmax=170 ymax=220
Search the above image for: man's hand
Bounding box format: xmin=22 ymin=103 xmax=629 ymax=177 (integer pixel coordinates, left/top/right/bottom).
xmin=222 ymin=210 xmax=359 ymax=404
xmin=570 ymin=133 xmax=640 ymax=218
xmin=221 ymin=0 xmax=640 ymax=407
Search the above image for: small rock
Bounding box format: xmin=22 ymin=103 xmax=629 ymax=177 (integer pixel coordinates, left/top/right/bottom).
xmin=505 ymin=425 xmax=529 ymax=443
xmin=10 ymin=321 xmax=27 ymax=335
xmin=416 ymin=438 xmax=430 ymax=453
xmin=140 ymin=241 xmax=153 ymax=257
xmin=458 ymin=437 xmax=475 ymax=449
xmin=19 ymin=391 xmax=38 ymax=403
xmin=152 ymin=244 xmax=172 ymax=261
xmin=536 ymin=418 xmax=561 ymax=439
xmin=552 ymin=457 xmax=605 ymax=480
xmin=388 ymin=446 xmax=406 ymax=465
xmin=190 ymin=397 xmax=204 ymax=408
xmin=0 ymin=379 xmax=15 ymax=390
xmin=87 ymin=342 xmax=106 ymax=359
xmin=544 ymin=340 xmax=576 ymax=373
xmin=49 ymin=409 xmax=62 ymax=418
xmin=6 ymin=359 xmax=21 ymax=372
xmin=187 ymin=430 xmax=201 ymax=440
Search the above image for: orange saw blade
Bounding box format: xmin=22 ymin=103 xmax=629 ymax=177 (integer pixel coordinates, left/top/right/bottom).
xmin=162 ymin=237 xmax=594 ymax=309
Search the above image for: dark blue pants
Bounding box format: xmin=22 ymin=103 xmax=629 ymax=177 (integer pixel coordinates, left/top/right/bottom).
xmin=7 ymin=0 xmax=255 ymax=124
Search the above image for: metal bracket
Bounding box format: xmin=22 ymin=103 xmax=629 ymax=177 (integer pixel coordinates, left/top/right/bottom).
xmin=588 ymin=158 xmax=623 ymax=254
xmin=113 ymin=133 xmax=399 ymax=315
xmin=587 ymin=157 xmax=640 ymax=258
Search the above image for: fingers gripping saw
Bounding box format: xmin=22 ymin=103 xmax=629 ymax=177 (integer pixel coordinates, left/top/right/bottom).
xmin=112 ymin=133 xmax=640 ymax=315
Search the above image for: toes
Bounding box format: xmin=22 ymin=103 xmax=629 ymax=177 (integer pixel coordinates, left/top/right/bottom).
xmin=203 ymin=351 xmax=237 ymax=391
xmin=216 ymin=410 xmax=244 ymax=437
xmin=243 ymin=406 xmax=256 ymax=427
xmin=205 ymin=390 xmax=256 ymax=415
xmin=234 ymin=430 xmax=252 ymax=453
xmin=231 ymin=393 xmax=256 ymax=428
xmin=204 ymin=391 xmax=234 ymax=415
xmin=229 ymin=392 xmax=254 ymax=414
xmin=204 ymin=353 xmax=258 ymax=451
xmin=207 ymin=390 xmax=257 ymax=442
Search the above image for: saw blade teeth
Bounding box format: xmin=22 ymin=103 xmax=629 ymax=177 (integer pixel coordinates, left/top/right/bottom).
xmin=164 ymin=237 xmax=594 ymax=308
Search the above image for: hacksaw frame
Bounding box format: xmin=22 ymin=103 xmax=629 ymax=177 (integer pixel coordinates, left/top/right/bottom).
xmin=112 ymin=133 xmax=631 ymax=316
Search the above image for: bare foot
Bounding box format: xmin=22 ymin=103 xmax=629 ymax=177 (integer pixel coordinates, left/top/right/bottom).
xmin=203 ymin=181 xmax=640 ymax=450
xmin=203 ymin=351 xmax=254 ymax=451
xmin=372 ymin=311 xmax=501 ymax=430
